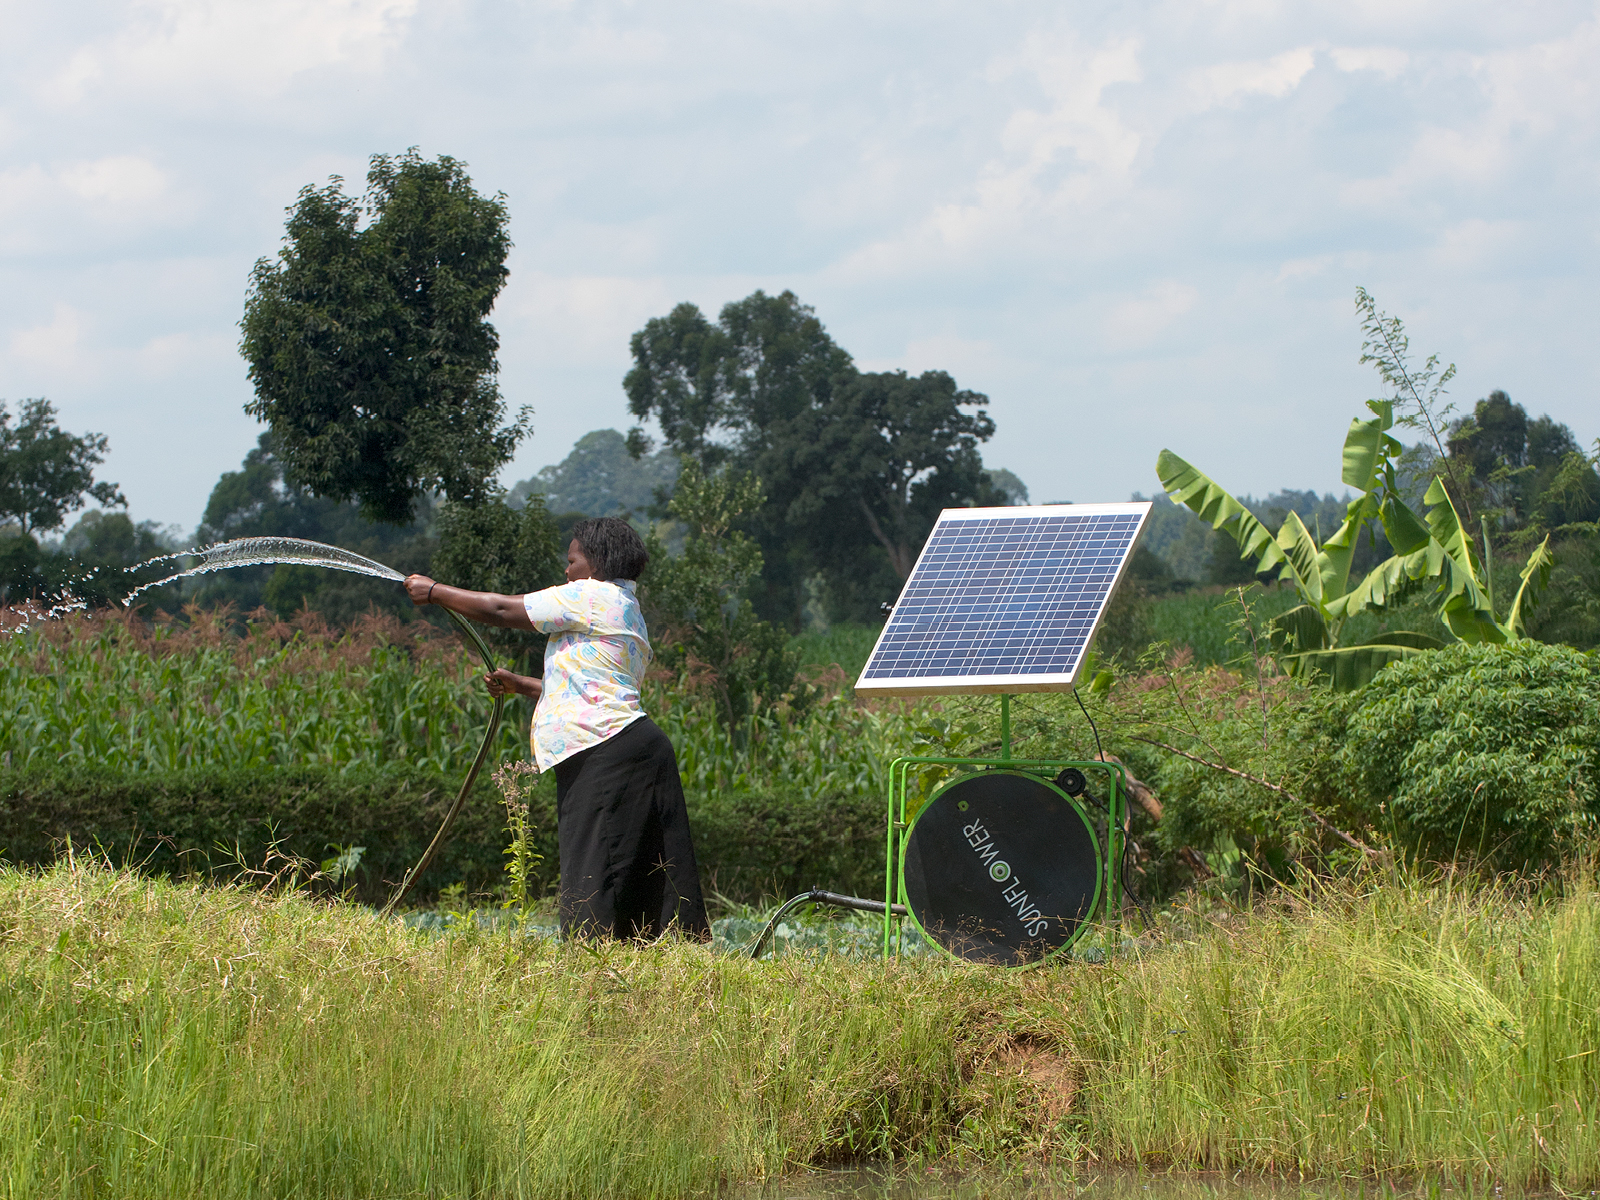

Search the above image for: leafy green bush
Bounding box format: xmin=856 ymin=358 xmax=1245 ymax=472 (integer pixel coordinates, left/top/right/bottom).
xmin=0 ymin=765 xmax=508 ymax=904
xmin=0 ymin=763 xmax=887 ymax=908
xmin=1343 ymin=641 xmax=1600 ymax=863
xmin=642 ymin=463 xmax=800 ymax=730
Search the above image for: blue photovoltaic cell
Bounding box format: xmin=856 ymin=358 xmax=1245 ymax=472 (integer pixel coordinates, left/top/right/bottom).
xmin=857 ymin=507 xmax=1147 ymax=692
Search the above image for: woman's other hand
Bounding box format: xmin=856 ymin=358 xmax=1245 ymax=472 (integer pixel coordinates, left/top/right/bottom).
xmin=485 ymin=668 xmax=542 ymax=700
xmin=405 ymin=575 xmax=437 ymax=607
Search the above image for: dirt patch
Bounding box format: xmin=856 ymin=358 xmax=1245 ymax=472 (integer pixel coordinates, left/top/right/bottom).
xmin=993 ymin=1039 xmax=1078 ymax=1122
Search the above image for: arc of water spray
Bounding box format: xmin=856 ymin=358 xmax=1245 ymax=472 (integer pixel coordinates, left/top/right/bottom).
xmin=125 ymin=537 xmax=506 ymax=917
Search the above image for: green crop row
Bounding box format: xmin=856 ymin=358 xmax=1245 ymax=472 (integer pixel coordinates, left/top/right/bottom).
xmin=0 ymin=610 xmax=935 ymax=810
xmin=1 ymin=609 xmax=522 ymax=775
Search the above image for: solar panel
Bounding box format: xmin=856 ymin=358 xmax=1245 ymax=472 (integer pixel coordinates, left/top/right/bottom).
xmin=854 ymin=503 xmax=1152 ymax=696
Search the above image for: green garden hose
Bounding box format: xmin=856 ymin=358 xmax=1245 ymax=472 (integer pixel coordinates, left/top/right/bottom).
xmin=378 ymin=609 xmax=505 ymax=919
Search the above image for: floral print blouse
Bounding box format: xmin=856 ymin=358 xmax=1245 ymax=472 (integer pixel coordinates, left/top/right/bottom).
xmin=522 ymin=578 xmax=652 ymax=771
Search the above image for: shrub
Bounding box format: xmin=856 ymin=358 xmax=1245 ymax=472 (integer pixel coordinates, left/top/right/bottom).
xmin=1343 ymin=641 xmax=1600 ymax=864
xmin=0 ymin=763 xmax=888 ymax=909
xmin=0 ymin=766 xmax=509 ymax=905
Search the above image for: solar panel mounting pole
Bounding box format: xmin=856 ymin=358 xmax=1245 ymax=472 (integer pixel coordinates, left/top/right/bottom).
xmin=999 ymin=694 xmax=1011 ymax=761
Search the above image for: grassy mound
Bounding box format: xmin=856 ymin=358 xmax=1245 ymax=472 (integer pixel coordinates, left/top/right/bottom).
xmin=4 ymin=860 xmax=1600 ymax=1197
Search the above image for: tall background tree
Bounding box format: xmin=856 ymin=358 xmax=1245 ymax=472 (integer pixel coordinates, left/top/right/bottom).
xmin=0 ymin=398 xmax=125 ymax=538
xmin=0 ymin=397 xmax=142 ymax=607
xmin=191 ymin=432 xmax=439 ymax=622
xmin=240 ymin=150 xmax=528 ymax=525
xmin=625 ymin=290 xmax=1007 ymax=627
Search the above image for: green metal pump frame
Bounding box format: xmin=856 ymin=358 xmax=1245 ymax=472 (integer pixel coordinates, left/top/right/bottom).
xmin=880 ymin=692 xmax=1127 ymax=961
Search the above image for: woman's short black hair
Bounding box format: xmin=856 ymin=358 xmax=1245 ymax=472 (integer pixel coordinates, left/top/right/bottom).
xmin=570 ymin=517 xmax=650 ymax=581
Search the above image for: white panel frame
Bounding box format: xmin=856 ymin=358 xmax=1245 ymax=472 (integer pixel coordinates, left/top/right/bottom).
xmin=853 ymin=502 xmax=1152 ymax=697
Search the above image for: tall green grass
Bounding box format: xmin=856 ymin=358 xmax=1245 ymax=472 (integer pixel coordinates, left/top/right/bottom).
xmin=1143 ymin=587 xmax=1456 ymax=668
xmin=1072 ymin=870 xmax=1600 ymax=1178
xmin=0 ymin=859 xmax=1023 ymax=1199
xmin=5 ymin=860 xmax=1600 ymax=1195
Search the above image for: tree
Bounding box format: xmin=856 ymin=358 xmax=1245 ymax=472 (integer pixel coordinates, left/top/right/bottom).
xmin=240 ymin=150 xmax=528 ymax=524
xmin=56 ymin=510 xmax=183 ymax=610
xmin=625 ymin=290 xmax=853 ymax=468
xmin=1443 ymin=391 xmax=1600 ymax=537
xmin=193 ymin=432 xmax=437 ymax=623
xmin=624 ymin=291 xmax=1004 ymax=625
xmin=0 ymin=397 xmax=125 ymax=536
xmin=640 ymin=462 xmax=800 ymax=730
xmin=510 ymin=429 xmax=679 ymax=519
xmin=782 ymin=369 xmax=1003 ymax=579
xmin=430 ymin=491 xmax=564 ymax=668
xmin=626 ymin=291 xmax=857 ymax=625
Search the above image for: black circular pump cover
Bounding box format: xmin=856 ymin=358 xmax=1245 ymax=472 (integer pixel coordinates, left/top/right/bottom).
xmin=903 ymin=771 xmax=1101 ymax=966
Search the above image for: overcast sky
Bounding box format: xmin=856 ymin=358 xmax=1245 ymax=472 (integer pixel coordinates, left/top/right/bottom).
xmin=3 ymin=0 xmax=1596 ymax=534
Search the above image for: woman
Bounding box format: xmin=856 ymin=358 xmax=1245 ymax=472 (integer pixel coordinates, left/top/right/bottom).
xmin=405 ymin=517 xmax=710 ymax=941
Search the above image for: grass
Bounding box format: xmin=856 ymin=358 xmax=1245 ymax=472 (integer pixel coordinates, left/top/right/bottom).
xmin=5 ymin=858 xmax=1600 ymax=1197
xmin=1143 ymin=586 xmax=1457 ymax=668
xmin=791 ymin=623 xmax=882 ymax=680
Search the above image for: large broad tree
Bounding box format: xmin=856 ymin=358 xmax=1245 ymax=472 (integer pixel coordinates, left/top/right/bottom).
xmin=240 ymin=150 xmax=528 ymax=524
xmin=0 ymin=397 xmax=125 ymax=537
xmin=624 ymin=290 xmax=1003 ymax=625
xmin=782 ymin=369 xmax=1001 ymax=580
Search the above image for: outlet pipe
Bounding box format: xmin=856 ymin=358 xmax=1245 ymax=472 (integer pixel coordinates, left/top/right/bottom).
xmin=748 ymin=887 xmax=909 ymax=960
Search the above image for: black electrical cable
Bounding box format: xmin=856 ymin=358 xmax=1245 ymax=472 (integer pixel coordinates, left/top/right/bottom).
xmin=1121 ymin=847 xmax=1154 ymax=931
xmin=1074 ymin=686 xmax=1153 ymax=931
xmin=1072 ymin=685 xmax=1105 ymax=764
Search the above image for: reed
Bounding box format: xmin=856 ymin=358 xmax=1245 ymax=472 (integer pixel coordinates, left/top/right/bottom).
xmin=5 ymin=858 xmax=1600 ymax=1196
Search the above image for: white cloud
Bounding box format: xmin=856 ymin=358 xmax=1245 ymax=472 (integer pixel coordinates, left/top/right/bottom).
xmin=7 ymin=303 xmax=89 ymax=375
xmin=832 ymin=30 xmax=1144 ymax=280
xmin=135 ymin=329 xmax=233 ymax=376
xmin=58 ymin=154 xmax=167 ymax=206
xmin=505 ymin=273 xmax=675 ymax=365
xmin=867 ymin=335 xmax=997 ymax=381
xmin=1188 ymin=46 xmax=1316 ymax=108
xmin=1329 ymin=45 xmax=1409 ymax=77
xmin=51 ymin=0 xmax=419 ymax=101
xmin=5 ymin=0 xmax=1600 ymax=523
xmin=1100 ymin=282 xmax=1199 ymax=351
xmin=0 ymin=154 xmax=173 ymax=253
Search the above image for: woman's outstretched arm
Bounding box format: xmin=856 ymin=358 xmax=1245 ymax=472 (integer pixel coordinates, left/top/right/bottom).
xmin=404 ymin=575 xmax=535 ymax=630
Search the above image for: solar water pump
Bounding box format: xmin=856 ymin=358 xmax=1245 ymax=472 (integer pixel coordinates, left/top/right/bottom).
xmin=850 ymin=501 xmax=1154 ymax=967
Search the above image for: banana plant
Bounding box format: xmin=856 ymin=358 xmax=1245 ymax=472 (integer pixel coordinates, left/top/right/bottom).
xmin=1157 ymin=401 xmax=1554 ymax=689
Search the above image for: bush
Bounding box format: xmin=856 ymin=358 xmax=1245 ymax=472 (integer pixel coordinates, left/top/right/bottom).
xmin=0 ymin=764 xmax=888 ymax=909
xmin=1343 ymin=641 xmax=1600 ymax=864
xmin=0 ymin=765 xmax=509 ymax=905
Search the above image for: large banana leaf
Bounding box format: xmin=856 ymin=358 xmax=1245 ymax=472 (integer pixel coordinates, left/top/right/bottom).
xmin=1317 ymin=402 xmax=1403 ymax=599
xmin=1326 ymin=547 xmax=1434 ymax=621
xmin=1505 ymin=535 xmax=1555 ymax=639
xmin=1341 ymin=401 xmax=1403 ymax=493
xmin=1272 ymin=511 xmax=1325 ymax=606
xmin=1268 ymin=603 xmax=1329 ymax=663
xmin=1157 ymin=450 xmax=1299 ymax=588
xmin=1420 ymin=477 xmax=1504 ymax=644
xmin=1283 ymin=630 xmax=1445 ymax=691
xmin=1380 ymin=490 xmax=1431 ymax=555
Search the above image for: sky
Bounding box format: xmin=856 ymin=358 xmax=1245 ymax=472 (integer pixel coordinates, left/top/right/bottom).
xmin=2 ymin=0 xmax=1597 ymax=535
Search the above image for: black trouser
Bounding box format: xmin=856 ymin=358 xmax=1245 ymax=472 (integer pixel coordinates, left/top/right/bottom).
xmin=553 ymin=716 xmax=710 ymax=940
